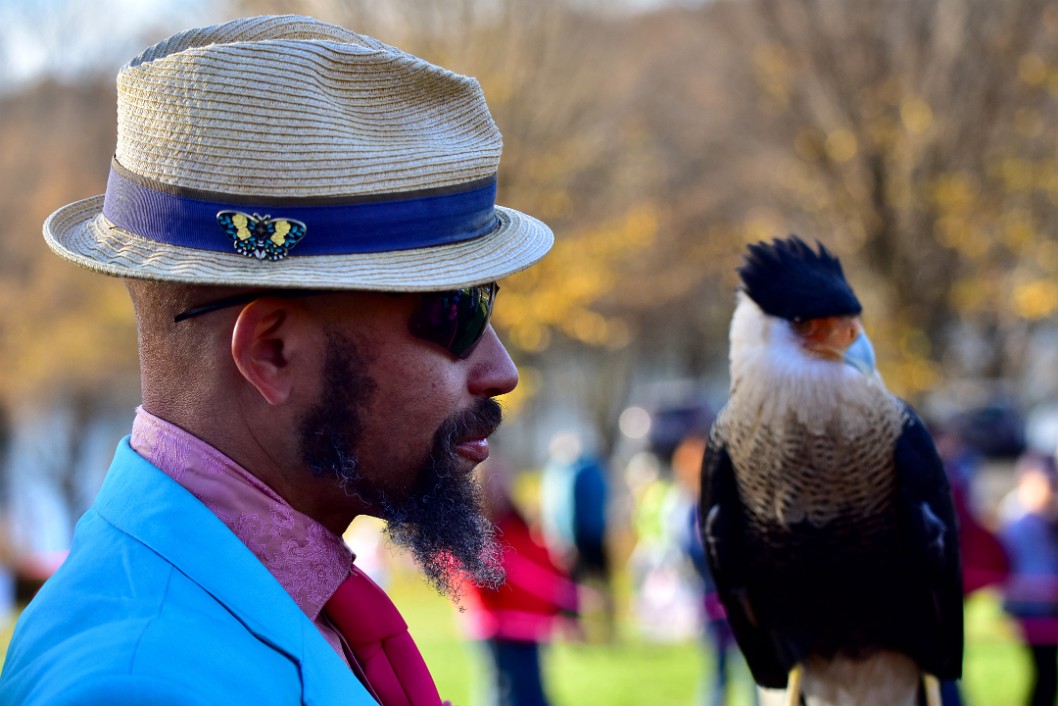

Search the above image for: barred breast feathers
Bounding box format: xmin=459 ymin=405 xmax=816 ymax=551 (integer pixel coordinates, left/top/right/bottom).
xmin=719 ymin=292 xmax=906 ymax=526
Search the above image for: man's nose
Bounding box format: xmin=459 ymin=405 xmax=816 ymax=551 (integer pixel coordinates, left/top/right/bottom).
xmin=467 ymin=325 xmax=518 ymax=397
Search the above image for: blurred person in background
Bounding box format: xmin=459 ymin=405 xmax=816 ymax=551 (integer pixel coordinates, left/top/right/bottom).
xmin=933 ymin=422 xmax=1010 ymax=706
xmin=624 ymin=447 xmax=701 ymax=643
xmin=459 ymin=461 xmax=579 ymax=706
xmin=539 ymin=431 xmax=614 ymax=641
xmin=934 ymin=424 xmax=1010 ymax=597
xmin=0 ymin=15 xmax=553 ymax=705
xmin=1000 ymin=451 xmax=1058 ymax=706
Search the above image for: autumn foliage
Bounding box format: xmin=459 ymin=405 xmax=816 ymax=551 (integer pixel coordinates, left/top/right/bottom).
xmin=4 ymin=0 xmax=1058 ymax=427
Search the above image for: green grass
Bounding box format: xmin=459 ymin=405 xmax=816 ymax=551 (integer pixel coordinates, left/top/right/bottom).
xmin=390 ymin=565 xmax=730 ymax=706
xmin=962 ymin=589 xmax=1031 ymax=705
xmin=391 ymin=572 xmax=1030 ymax=706
xmin=0 ymin=571 xmax=1035 ymax=706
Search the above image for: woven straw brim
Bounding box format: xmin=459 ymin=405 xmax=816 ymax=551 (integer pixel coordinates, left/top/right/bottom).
xmin=45 ymin=195 xmax=553 ymax=292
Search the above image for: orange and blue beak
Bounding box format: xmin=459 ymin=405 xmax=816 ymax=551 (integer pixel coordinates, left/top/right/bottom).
xmin=844 ymin=329 xmax=876 ymax=376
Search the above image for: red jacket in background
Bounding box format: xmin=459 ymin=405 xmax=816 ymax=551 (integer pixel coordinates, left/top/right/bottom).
xmin=461 ymin=509 xmax=579 ymax=643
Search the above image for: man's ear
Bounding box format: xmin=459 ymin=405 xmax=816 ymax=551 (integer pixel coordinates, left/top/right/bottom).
xmin=230 ymin=299 xmax=309 ymax=406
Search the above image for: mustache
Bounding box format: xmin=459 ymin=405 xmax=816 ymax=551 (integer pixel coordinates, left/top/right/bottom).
xmin=435 ymin=398 xmax=503 ymax=455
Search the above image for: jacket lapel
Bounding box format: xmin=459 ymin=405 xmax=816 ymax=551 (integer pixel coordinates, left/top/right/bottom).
xmin=93 ymin=438 xmax=373 ymax=705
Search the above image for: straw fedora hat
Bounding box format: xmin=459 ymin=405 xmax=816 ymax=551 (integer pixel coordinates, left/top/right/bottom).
xmin=44 ymin=15 xmax=553 ymax=291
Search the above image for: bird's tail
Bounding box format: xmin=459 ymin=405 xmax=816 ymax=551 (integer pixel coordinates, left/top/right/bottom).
xmin=799 ymin=652 xmax=921 ymax=706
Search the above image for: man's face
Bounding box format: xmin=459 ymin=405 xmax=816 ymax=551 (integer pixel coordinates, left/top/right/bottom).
xmin=296 ymin=293 xmax=517 ymax=596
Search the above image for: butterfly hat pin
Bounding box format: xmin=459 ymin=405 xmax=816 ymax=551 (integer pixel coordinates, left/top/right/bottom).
xmin=217 ymin=210 xmax=308 ymax=261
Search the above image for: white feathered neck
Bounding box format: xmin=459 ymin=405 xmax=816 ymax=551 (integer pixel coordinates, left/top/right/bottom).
xmin=725 ymin=291 xmax=894 ymax=438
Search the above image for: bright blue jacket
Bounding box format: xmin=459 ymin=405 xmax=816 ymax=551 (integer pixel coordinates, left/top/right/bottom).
xmin=0 ymin=439 xmax=376 ymax=705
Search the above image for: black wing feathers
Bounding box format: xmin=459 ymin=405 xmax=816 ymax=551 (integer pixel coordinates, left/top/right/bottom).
xmin=700 ymin=433 xmax=789 ymax=688
xmin=893 ymin=404 xmax=965 ymax=680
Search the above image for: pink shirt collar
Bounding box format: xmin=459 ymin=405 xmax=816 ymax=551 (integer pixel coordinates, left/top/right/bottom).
xmin=130 ymin=407 xmax=353 ymax=657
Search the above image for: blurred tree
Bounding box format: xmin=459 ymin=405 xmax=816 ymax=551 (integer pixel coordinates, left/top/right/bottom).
xmin=0 ymin=80 xmax=140 ymax=537
xmin=0 ymin=0 xmax=217 ymax=543
xmin=6 ymin=0 xmax=1058 ymax=488
xmin=730 ymin=0 xmax=1058 ymax=403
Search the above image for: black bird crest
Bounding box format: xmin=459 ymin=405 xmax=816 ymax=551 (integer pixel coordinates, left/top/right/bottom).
xmin=738 ymin=235 xmax=861 ymax=322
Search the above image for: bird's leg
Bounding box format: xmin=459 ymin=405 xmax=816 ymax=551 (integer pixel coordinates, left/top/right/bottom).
xmin=786 ymin=664 xmax=803 ymax=706
xmin=923 ymin=674 xmax=941 ymax=706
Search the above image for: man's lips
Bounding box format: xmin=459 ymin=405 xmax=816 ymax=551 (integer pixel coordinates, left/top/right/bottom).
xmin=447 ymin=401 xmax=501 ymax=465
xmin=455 ymin=437 xmax=490 ymax=463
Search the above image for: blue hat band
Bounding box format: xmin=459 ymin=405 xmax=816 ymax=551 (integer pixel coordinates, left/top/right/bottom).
xmin=100 ymin=161 xmax=501 ymax=258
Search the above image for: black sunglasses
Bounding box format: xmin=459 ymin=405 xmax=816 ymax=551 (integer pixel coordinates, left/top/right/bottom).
xmin=173 ymin=283 xmax=499 ymax=360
